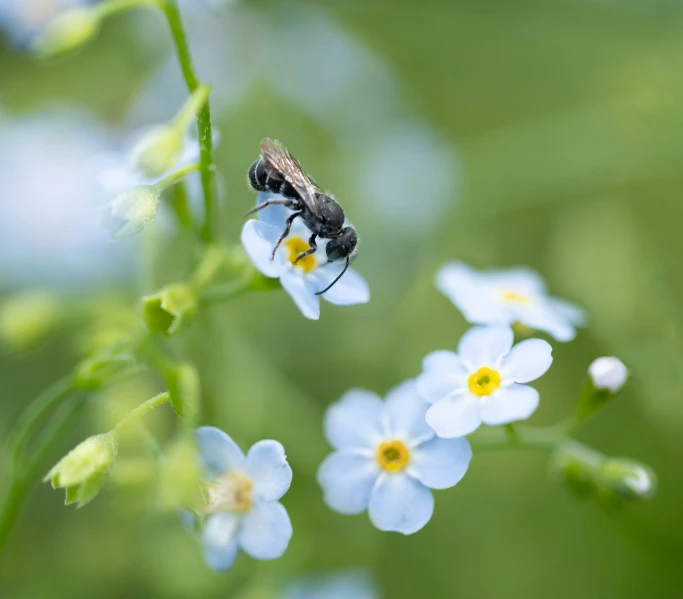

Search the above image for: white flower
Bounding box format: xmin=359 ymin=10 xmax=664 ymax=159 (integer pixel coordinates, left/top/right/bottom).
xmin=241 ymin=192 xmax=370 ymax=320
xmin=416 ymin=325 xmax=553 ymax=438
xmin=588 ymin=357 xmax=628 ymax=393
xmin=191 ymin=427 xmax=293 ymax=572
xmin=436 ymin=262 xmax=586 ymax=342
xmin=281 ymin=571 xmax=379 ymax=599
xmin=317 ymin=381 xmax=472 ymax=535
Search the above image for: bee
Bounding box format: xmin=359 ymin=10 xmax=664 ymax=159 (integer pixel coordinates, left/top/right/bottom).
xmin=246 ymin=138 xmax=358 ymax=295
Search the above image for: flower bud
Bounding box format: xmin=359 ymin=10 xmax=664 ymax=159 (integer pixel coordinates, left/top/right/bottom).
xmin=599 ymin=458 xmax=657 ymax=501
xmin=0 ymin=291 xmax=62 ymax=350
xmin=167 ymin=362 xmax=201 ymax=425
xmin=589 ymin=357 xmax=628 ymax=393
xmin=141 ymin=283 xmax=198 ymax=336
xmin=73 ymin=347 xmax=141 ymax=391
xmin=33 ymin=8 xmax=100 ymax=58
xmin=550 ymin=441 xmax=600 ymax=499
xmin=129 ymin=125 xmax=185 ymax=179
xmin=101 ymin=186 xmax=161 ymax=239
xmin=44 ymin=431 xmax=118 ymax=508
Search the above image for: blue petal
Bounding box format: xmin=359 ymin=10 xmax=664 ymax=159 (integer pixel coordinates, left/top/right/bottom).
xmin=255 ymin=191 xmax=295 ymax=227
xmin=311 ymin=265 xmax=370 ymax=305
xmin=410 ymin=437 xmax=472 ymax=490
xmin=238 ymin=501 xmax=292 ymax=560
xmin=324 ymin=389 xmax=385 ymax=450
xmin=425 ymin=395 xmax=482 ymax=438
xmin=241 ymin=219 xmax=288 ymax=278
xmin=457 ymin=325 xmax=514 ymax=368
xmin=479 ymin=384 xmax=539 ymax=426
xmin=368 ymin=474 xmax=434 ymax=535
xmin=384 ymin=380 xmax=433 ymax=444
xmin=500 ymin=338 xmax=553 ymax=383
xmin=244 ymin=440 xmax=293 ymax=502
xmin=280 ymin=267 xmax=320 ymax=320
xmin=317 ymin=451 xmax=378 ymax=515
xmin=196 ymin=427 xmax=245 ymax=478
xmin=202 ymin=512 xmax=240 ymax=572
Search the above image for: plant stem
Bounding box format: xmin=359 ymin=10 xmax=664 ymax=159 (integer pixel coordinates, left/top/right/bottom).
xmin=95 ymin=0 xmax=163 ymax=19
xmin=114 ymin=392 xmax=171 ymax=433
xmin=200 ymin=278 xmax=253 ymax=304
xmin=161 ymin=0 xmax=217 ymax=243
xmin=154 ymin=162 xmax=200 ymax=191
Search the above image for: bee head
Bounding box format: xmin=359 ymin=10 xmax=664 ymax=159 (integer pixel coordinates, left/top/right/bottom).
xmin=326 ymin=226 xmax=357 ymax=261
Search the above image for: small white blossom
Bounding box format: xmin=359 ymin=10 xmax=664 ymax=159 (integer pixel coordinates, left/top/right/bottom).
xmin=241 ymin=192 xmax=370 ymax=320
xmin=416 ymin=325 xmax=553 ymax=438
xmin=318 ymin=381 xmax=471 ymax=535
xmin=436 ymin=262 xmax=585 ymax=342
xmin=588 ymin=357 xmax=628 ymax=393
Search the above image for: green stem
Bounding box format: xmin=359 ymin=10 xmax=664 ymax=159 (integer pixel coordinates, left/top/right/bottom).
xmin=153 ymin=162 xmax=200 ymax=192
xmin=469 ymin=424 xmax=567 ymax=452
xmin=114 ymin=392 xmax=171 ymax=433
xmin=162 ymin=0 xmax=218 ymax=243
xmin=94 ymin=0 xmax=163 ymax=19
xmin=200 ymin=278 xmax=253 ymax=304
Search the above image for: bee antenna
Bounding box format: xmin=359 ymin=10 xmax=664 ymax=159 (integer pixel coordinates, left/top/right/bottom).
xmin=315 ymin=256 xmax=350 ymax=295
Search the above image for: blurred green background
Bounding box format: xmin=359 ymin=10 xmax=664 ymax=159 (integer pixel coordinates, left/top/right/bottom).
xmin=1 ymin=0 xmax=682 ymax=597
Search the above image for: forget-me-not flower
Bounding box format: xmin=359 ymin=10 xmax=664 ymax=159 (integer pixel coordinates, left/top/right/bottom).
xmin=241 ymin=192 xmax=370 ymax=320
xmin=191 ymin=427 xmax=293 ymax=572
xmin=281 ymin=570 xmax=379 ymax=599
xmin=416 ymin=325 xmax=553 ymax=438
xmin=436 ymin=262 xmax=585 ymax=342
xmin=317 ymin=381 xmax=471 ymax=535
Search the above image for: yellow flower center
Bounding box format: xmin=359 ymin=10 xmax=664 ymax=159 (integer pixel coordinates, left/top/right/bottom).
xmin=202 ymin=470 xmax=253 ymax=514
xmin=501 ymin=290 xmax=529 ymax=305
xmin=376 ymin=440 xmax=410 ymax=473
xmin=468 ymin=366 xmax=501 ymax=396
xmin=285 ymin=237 xmax=316 ymax=273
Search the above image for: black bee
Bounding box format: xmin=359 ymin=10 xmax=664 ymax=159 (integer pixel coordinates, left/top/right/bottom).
xmin=246 ymin=138 xmax=358 ymax=295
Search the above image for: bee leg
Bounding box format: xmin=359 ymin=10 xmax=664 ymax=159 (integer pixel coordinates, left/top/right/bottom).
xmin=271 ymin=211 xmax=302 ymax=260
xmin=294 ymin=234 xmax=318 ymax=264
xmin=315 ymin=256 xmax=351 ymax=295
xmin=244 ymin=198 xmax=297 ymax=219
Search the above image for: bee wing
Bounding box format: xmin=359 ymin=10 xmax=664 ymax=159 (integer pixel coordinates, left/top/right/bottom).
xmin=260 ymin=138 xmax=322 ymax=218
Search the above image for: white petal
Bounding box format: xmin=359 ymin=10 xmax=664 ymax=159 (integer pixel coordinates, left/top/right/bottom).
xmin=425 ymin=395 xmax=482 ymax=438
xmin=196 ymin=427 xmax=245 ymax=478
xmin=244 ymin=440 xmax=292 ymax=502
xmin=202 ymin=512 xmax=240 ymax=572
xmin=255 ymin=191 xmax=295 ymax=227
xmin=324 ymin=389 xmax=385 ymax=450
xmin=501 ymin=338 xmax=553 ymax=383
xmin=241 ymin=219 xmax=287 ymax=278
xmin=384 ymin=380 xmax=433 ymax=443
xmin=435 ymin=261 xmax=478 ymax=297
xmin=368 ymin=474 xmax=434 ymax=535
xmin=457 ymin=325 xmax=514 ymax=368
xmin=422 ymin=350 xmax=469 ymax=375
xmin=484 ymin=266 xmax=546 ymax=295
xmin=520 ymin=304 xmax=576 ymax=342
xmin=479 ymin=384 xmax=539 ymax=426
xmin=410 ymin=437 xmax=472 ymax=490
xmin=238 ymin=501 xmax=292 ymax=560
xmin=280 ymin=267 xmax=320 ymax=320
xmin=313 ymin=266 xmax=370 ymax=306
xmin=317 ymin=451 xmax=378 ymax=515
xmin=547 ymin=296 xmax=586 ymax=326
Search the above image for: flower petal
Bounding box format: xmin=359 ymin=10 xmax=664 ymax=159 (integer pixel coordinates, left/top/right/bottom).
xmin=238 ymin=501 xmax=292 ymax=560
xmin=241 ymin=219 xmax=287 ymax=278
xmin=417 ymin=350 xmax=470 ymax=404
xmin=425 ymin=395 xmax=482 ymax=438
xmin=422 ymin=350 xmax=469 ymax=375
xmin=479 ymin=384 xmax=539 ymax=426
xmin=202 ymin=512 xmax=240 ymax=572
xmin=313 ymin=266 xmax=370 ymax=306
xmin=484 ymin=266 xmax=547 ymax=295
xmin=255 ymin=191 xmax=295 ymax=227
xmin=368 ymin=474 xmax=434 ymax=535
xmin=196 ymin=427 xmax=245 ymax=478
xmin=244 ymin=440 xmax=293 ymax=502
xmin=317 ymin=451 xmax=378 ymax=515
xmin=410 ymin=437 xmax=472 ymax=490
xmin=384 ymin=380 xmax=433 ymax=443
xmin=280 ymin=267 xmax=320 ymax=320
xmin=547 ymin=296 xmax=586 ymax=326
xmin=501 ymin=338 xmax=553 ymax=383
xmin=324 ymin=389 xmax=385 ymax=450
xmin=457 ymin=325 xmax=514 ymax=368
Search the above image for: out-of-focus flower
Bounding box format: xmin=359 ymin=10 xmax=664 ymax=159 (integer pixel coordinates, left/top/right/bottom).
xmin=281 ymin=571 xmax=379 ymax=599
xmin=191 ymin=427 xmax=293 ymax=572
xmin=241 ymin=192 xmax=369 ymax=320
xmin=318 ymin=381 xmax=471 ymax=535
xmin=588 ymin=357 xmax=628 ymax=394
xmin=32 ymin=5 xmax=99 ymax=58
xmin=101 ymin=185 xmax=161 ymax=239
xmin=436 ymin=262 xmax=585 ymax=342
xmin=0 ymin=109 xmax=131 ymax=288
xmin=417 ymin=325 xmax=552 ymax=438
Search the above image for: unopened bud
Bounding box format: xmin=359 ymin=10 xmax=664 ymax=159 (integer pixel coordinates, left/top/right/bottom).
xmin=33 ymin=8 xmax=100 ymax=58
xmin=73 ymin=346 xmax=141 ymax=390
xmin=102 ymin=186 xmax=161 ymax=239
xmin=589 ymin=357 xmax=628 ymax=394
xmin=44 ymin=431 xmax=118 ymax=508
xmin=141 ymin=283 xmax=198 ymax=336
xmin=129 ymin=125 xmax=185 ymax=178
xmin=599 ymin=458 xmax=657 ymax=501
xmin=0 ymin=291 xmax=62 ymax=350
xmin=167 ymin=363 xmax=201 ymax=425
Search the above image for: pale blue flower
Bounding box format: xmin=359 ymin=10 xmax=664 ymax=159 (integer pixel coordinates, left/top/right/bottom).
xmin=317 ymin=381 xmax=471 ymax=535
xmin=416 ymin=325 xmax=553 ymax=438
xmin=281 ymin=571 xmax=379 ymax=599
xmin=241 ymin=192 xmax=370 ymax=320
xmin=436 ymin=262 xmax=585 ymax=342
xmin=191 ymin=427 xmax=293 ymax=572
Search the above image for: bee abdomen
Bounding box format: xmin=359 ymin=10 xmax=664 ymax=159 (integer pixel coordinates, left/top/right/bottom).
xmin=248 ymin=158 xmax=268 ymax=191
